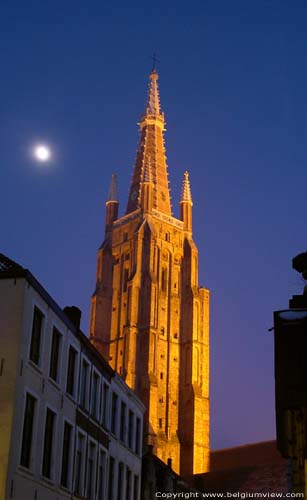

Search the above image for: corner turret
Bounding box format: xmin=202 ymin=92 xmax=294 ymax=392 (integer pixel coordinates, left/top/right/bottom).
xmin=180 ymin=171 xmax=193 ymax=233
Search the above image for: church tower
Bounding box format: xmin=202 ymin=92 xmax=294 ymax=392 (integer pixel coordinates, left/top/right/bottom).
xmin=90 ymin=69 xmax=210 ymax=476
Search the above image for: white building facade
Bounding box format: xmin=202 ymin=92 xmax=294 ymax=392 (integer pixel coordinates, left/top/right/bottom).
xmin=0 ymin=253 xmax=144 ymax=500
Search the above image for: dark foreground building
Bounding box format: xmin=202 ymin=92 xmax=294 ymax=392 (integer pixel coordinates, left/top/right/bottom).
xmin=274 ymin=251 xmax=307 ymax=495
xmin=191 ymin=441 xmax=289 ymax=493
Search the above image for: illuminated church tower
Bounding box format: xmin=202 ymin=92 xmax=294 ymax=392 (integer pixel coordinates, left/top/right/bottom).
xmin=90 ymin=69 xmax=210 ymax=476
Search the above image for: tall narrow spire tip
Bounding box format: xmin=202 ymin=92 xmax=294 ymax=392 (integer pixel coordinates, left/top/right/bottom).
xmin=107 ymin=173 xmax=119 ymax=202
xmin=146 ymin=68 xmax=161 ymax=115
xmin=126 ymin=69 xmax=171 ymax=215
xmin=181 ymin=171 xmax=193 ymax=204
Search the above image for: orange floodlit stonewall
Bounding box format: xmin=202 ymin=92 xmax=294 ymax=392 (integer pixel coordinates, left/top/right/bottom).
xmin=90 ymin=69 xmax=210 ymax=476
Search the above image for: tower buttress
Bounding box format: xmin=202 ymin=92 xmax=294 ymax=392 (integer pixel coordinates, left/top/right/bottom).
xmin=90 ymin=173 xmax=119 ymax=358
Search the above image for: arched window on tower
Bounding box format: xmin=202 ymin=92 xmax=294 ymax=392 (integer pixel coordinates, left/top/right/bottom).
xmin=161 ymin=268 xmax=167 ymax=292
xmin=123 ymin=269 xmax=129 ymax=292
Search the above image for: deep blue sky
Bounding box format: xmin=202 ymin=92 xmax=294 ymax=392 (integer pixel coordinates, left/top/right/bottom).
xmin=1 ymin=1 xmax=307 ymax=450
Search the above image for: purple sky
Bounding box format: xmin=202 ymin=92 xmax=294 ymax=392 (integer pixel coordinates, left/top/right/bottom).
xmin=1 ymin=0 xmax=307 ymax=450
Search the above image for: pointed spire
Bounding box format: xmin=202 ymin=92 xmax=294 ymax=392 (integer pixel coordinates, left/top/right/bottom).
xmin=105 ymin=173 xmax=119 ymax=229
xmin=107 ymin=173 xmax=118 ymax=202
xmin=146 ymin=70 xmax=161 ymax=116
xmin=126 ymin=71 xmax=171 ymax=216
xmin=181 ymin=171 xmax=193 ymax=205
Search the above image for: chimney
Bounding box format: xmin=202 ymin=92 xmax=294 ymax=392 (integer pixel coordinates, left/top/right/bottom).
xmin=64 ymin=306 xmax=81 ymax=329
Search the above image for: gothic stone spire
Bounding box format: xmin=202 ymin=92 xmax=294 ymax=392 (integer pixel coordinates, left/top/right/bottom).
xmin=180 ymin=170 xmax=193 ymax=205
xmin=105 ymin=173 xmax=119 ymax=229
xmin=126 ymin=70 xmax=172 ymax=215
xmin=107 ymin=173 xmax=119 ymax=202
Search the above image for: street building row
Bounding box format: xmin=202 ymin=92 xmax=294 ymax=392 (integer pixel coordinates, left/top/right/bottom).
xmin=0 ymin=253 xmax=144 ymax=500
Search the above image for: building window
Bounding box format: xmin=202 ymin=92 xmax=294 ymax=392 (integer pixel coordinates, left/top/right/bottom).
xmin=128 ymin=410 xmax=134 ymax=449
xmin=123 ymin=232 xmax=128 ymax=242
xmin=49 ymin=327 xmax=61 ymax=382
xmin=108 ymin=457 xmax=115 ymax=500
xmin=159 ymin=418 xmax=163 ymax=429
xmin=42 ymin=408 xmax=56 ymax=479
xmin=80 ymin=359 xmax=90 ymax=410
xmin=20 ymin=393 xmax=36 ymax=468
xmin=86 ymin=442 xmax=96 ymax=500
xmin=66 ymin=346 xmax=77 ymax=396
xmin=160 ymin=372 xmax=163 ymax=380
xmin=75 ymin=432 xmax=85 ymax=496
xmin=161 ymin=268 xmax=167 ymax=292
xmin=98 ymin=450 xmax=106 ymax=499
xmin=61 ymin=421 xmax=72 ymax=488
xmin=133 ymin=475 xmax=139 ymax=500
xmin=123 ymin=268 xmax=129 ymax=292
xmin=101 ymin=382 xmax=110 ymax=429
xmin=111 ymin=392 xmax=118 ymax=435
xmin=91 ymin=371 xmax=100 ymax=420
xmin=117 ymin=462 xmax=124 ymax=500
xmin=29 ymin=306 xmax=44 ymax=365
xmin=120 ymin=401 xmax=126 ymax=443
xmin=135 ymin=417 xmax=141 ymax=455
xmin=126 ymin=467 xmax=131 ymax=500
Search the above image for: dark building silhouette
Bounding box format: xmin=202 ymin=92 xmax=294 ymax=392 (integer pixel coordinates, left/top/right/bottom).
xmin=274 ymin=251 xmax=307 ymax=494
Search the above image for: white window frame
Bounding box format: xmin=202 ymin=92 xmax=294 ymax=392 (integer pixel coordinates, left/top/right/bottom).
xmin=27 ymin=300 xmax=47 ymax=370
xmin=48 ymin=324 xmax=63 ymax=386
xmin=41 ymin=403 xmax=58 ymax=482
xmin=110 ymin=391 xmax=119 ymax=437
xmin=107 ymin=456 xmax=117 ymax=500
xmin=97 ymin=445 xmax=108 ymax=500
xmin=86 ymin=438 xmax=97 ymax=500
xmin=119 ymin=399 xmax=127 ymax=445
xmin=79 ymin=355 xmax=91 ymax=411
xmin=117 ymin=460 xmax=125 ymax=500
xmin=65 ymin=342 xmax=80 ymax=400
xmin=74 ymin=427 xmax=87 ymax=497
xmin=133 ymin=474 xmax=140 ymax=500
xmin=100 ymin=380 xmax=110 ymax=430
xmin=59 ymin=416 xmax=75 ymax=490
xmin=18 ymin=387 xmax=40 ymax=473
xmin=90 ymin=368 xmax=101 ymax=421
xmin=127 ymin=408 xmax=135 ymax=451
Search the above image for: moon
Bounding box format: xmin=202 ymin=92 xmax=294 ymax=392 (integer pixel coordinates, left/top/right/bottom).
xmin=33 ymin=144 xmax=51 ymax=162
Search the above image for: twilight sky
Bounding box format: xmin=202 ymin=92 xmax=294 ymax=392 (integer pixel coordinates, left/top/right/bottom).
xmin=1 ymin=0 xmax=307 ymax=450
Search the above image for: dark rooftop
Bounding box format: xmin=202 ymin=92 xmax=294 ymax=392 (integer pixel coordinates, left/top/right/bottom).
xmin=0 ymin=253 xmax=24 ymax=273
